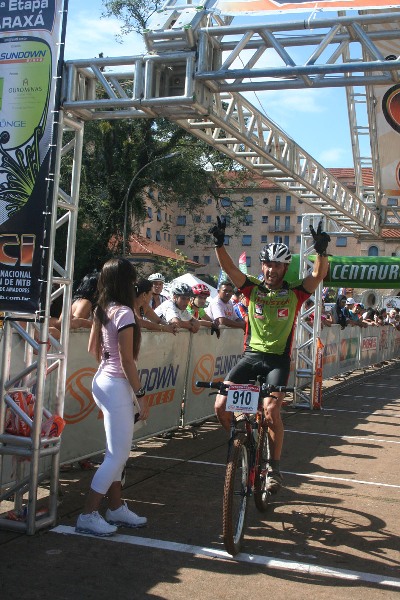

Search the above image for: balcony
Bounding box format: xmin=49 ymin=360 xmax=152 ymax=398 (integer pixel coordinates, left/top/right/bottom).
xmin=269 ymin=206 xmax=296 ymax=213
xmin=268 ymin=226 xmax=295 ymax=233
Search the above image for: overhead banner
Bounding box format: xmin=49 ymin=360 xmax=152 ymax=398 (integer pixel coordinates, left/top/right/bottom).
xmin=214 ymin=0 xmax=400 ymax=15
xmin=286 ymin=255 xmax=400 ymax=289
xmin=0 ymin=1 xmax=66 ymax=312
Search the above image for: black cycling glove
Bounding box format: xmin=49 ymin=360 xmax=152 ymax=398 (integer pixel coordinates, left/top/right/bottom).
xmin=211 ymin=324 xmax=221 ymax=339
xmin=310 ymin=220 xmax=331 ymax=256
xmin=209 ymin=216 xmax=226 ymax=248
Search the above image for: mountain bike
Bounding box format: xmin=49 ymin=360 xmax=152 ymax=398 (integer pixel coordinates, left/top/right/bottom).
xmin=196 ymin=379 xmax=294 ymax=556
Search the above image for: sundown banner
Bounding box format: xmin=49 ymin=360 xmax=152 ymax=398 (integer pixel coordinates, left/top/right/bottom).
xmin=0 ymin=1 xmax=65 ymax=312
xmin=286 ymin=255 xmax=400 ymax=289
xmin=214 ymin=0 xmax=400 ymax=15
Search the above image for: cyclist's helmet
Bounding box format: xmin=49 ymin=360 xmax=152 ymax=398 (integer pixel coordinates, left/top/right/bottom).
xmin=259 ymin=243 xmax=292 ymax=264
xmin=171 ymin=282 xmax=192 ymax=296
xmin=192 ymin=284 xmax=210 ymax=297
xmin=148 ymin=272 xmax=165 ymax=282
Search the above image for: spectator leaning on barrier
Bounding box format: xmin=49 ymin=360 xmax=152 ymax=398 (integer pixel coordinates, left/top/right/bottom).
xmin=205 ymin=280 xmax=246 ymax=331
xmin=134 ymin=279 xmax=177 ymax=334
xmin=208 ymin=216 xmax=330 ymax=494
xmin=155 ymin=282 xmax=200 ymax=333
xmin=187 ymin=284 xmax=220 ymax=338
xmin=148 ymin=273 xmax=168 ymax=309
xmin=331 ymin=294 xmax=347 ymax=329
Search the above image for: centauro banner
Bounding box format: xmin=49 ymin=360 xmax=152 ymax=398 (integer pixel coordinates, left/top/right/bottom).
xmin=214 ymin=0 xmax=400 ymax=15
xmin=286 ymin=255 xmax=400 ymax=289
xmin=0 ymin=0 xmax=65 ymax=312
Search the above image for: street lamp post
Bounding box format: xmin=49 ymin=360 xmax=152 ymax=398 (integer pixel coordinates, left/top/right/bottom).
xmin=122 ymin=152 xmax=180 ymax=255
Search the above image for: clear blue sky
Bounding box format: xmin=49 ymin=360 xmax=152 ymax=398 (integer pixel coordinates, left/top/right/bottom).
xmin=64 ymin=0 xmax=354 ymax=168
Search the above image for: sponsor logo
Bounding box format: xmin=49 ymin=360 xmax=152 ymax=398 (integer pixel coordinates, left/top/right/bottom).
xmin=277 ymin=308 xmax=289 ymax=319
xmin=191 ymin=354 xmax=215 ymax=395
xmin=191 ymin=352 xmax=242 ymax=394
xmin=361 ymin=337 xmax=377 ymax=351
xmin=64 ymin=367 xmax=99 ymax=424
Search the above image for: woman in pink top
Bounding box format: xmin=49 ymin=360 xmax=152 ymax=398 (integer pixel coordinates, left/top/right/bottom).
xmin=76 ymin=258 xmax=148 ymax=537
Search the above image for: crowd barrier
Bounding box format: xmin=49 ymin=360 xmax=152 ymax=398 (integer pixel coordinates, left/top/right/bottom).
xmin=1 ymin=323 xmax=400 ymax=484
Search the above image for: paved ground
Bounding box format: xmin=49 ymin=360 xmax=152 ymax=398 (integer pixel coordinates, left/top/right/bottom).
xmin=1 ymin=361 xmax=400 ymax=599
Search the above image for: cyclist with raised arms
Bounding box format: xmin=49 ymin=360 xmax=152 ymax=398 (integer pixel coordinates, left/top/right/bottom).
xmin=209 ymin=217 xmax=330 ymax=493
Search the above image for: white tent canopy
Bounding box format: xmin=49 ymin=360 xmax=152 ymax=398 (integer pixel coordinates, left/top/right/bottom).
xmin=167 ymin=273 xmax=218 ymax=299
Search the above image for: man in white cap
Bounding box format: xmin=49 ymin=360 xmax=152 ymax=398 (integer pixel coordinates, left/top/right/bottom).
xmin=148 ymin=273 xmax=168 ymax=309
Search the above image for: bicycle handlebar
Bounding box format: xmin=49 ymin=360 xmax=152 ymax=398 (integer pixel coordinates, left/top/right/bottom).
xmin=195 ymin=381 xmax=295 ymax=396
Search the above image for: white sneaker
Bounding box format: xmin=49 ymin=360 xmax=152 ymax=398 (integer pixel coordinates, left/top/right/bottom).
xmin=106 ymin=501 xmax=147 ymax=528
xmin=75 ymin=511 xmax=117 ymax=537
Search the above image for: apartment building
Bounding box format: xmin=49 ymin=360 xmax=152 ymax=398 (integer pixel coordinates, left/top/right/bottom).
xmin=138 ymin=169 xmax=400 ymax=279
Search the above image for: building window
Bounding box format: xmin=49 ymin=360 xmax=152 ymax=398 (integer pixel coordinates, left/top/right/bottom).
xmin=261 ymin=235 xmax=268 ymax=243
xmin=274 ymin=216 xmax=280 ymax=229
xmin=176 ymin=234 xmax=185 ymax=245
xmin=204 ymin=255 xmax=210 ymax=264
xmin=168 ymin=234 xmax=170 ymax=241
xmin=245 ymin=214 xmax=253 ymax=226
xmin=225 ymin=215 xmax=231 ymax=226
xmin=297 ymin=216 xmax=302 ymax=224
xmin=388 ymin=198 xmax=398 ymax=206
xmin=368 ymin=245 xmax=379 ymax=256
xmin=147 ymin=207 xmax=153 ymax=219
xmin=165 ymin=212 xmax=168 ymax=221
xmin=284 ymin=216 xmax=290 ymax=230
xmin=207 ymin=198 xmax=212 ymax=204
xmin=262 ymin=215 xmax=268 ymax=223
xmin=336 ymin=236 xmax=347 ymax=247
xmin=275 ymin=195 xmax=281 ymax=210
xmin=146 ymin=228 xmax=151 ymax=239
xmin=224 ymin=235 xmax=230 ymax=246
xmin=164 ymin=233 xmax=167 ymax=241
xmin=206 ymin=215 xmax=212 ymax=223
xmin=244 ymin=196 xmax=254 ymax=206
xmin=177 ymin=215 xmax=186 ymax=226
xmin=242 ymin=235 xmax=252 ymax=246
xmin=246 ymin=256 xmax=251 ymax=267
xmin=156 ymin=231 xmax=161 ymax=241
xmin=285 ymin=195 xmax=291 ymax=210
xmin=157 ymin=209 xmax=162 ymax=221
xmin=274 ymin=235 xmax=282 ymax=243
xmin=263 ymin=197 xmax=269 ymax=205
xmin=147 ymin=188 xmax=155 ymax=200
xmin=193 ymin=215 xmax=201 ymax=223
xmin=283 ymin=235 xmax=290 ymax=246
xmin=221 ymin=197 xmax=231 ymax=207
xmin=169 ymin=215 xmax=172 ymax=222
xmin=296 ymin=236 xmax=301 ymax=244
xmin=193 ymin=255 xmax=199 ymax=262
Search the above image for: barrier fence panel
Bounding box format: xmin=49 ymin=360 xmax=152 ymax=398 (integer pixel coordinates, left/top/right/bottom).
xmin=2 ymin=324 xmax=400 ymax=487
xmin=182 ymin=327 xmax=244 ymax=426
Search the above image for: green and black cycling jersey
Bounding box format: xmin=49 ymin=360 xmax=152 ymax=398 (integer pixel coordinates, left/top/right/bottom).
xmin=239 ymin=275 xmax=311 ymax=356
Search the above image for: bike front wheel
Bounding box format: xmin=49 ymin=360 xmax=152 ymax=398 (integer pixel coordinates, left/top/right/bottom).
xmin=223 ymin=434 xmax=249 ymax=556
xmin=254 ymin=424 xmax=271 ymax=512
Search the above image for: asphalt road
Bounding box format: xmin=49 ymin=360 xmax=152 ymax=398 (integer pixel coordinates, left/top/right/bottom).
xmin=1 ymin=361 xmax=400 ymax=599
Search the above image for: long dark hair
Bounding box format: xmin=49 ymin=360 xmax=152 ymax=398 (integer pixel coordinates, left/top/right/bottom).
xmin=92 ymin=258 xmax=141 ymax=361
xmin=73 ymin=270 xmax=99 ymax=306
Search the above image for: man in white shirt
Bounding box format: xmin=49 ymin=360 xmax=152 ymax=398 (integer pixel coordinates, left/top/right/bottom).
xmin=155 ymin=282 xmax=200 ymax=333
xmin=206 ymin=280 xmax=246 ymax=331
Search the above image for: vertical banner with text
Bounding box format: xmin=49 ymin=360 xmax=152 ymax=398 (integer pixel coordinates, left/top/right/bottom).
xmin=0 ymin=1 xmax=66 ymax=312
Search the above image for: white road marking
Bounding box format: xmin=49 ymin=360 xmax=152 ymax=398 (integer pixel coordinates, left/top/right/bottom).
xmin=51 ymin=526 xmax=400 ymax=589
xmin=138 ymin=455 xmax=400 ymax=488
xmin=285 ymin=429 xmax=400 ymax=444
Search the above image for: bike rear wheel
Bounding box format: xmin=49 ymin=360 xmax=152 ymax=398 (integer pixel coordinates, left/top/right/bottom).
xmin=254 ymin=424 xmax=271 ymax=512
xmin=222 ymin=434 xmax=249 ymax=556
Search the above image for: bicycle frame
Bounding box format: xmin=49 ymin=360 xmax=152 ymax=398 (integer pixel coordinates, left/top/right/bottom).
xmin=196 ymin=379 xmax=294 ymax=555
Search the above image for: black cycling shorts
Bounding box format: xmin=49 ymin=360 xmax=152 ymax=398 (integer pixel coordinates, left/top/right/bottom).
xmin=227 ymin=350 xmax=290 ymax=386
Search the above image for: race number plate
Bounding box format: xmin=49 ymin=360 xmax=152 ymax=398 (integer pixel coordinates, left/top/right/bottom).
xmin=226 ymin=384 xmax=259 ymax=413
